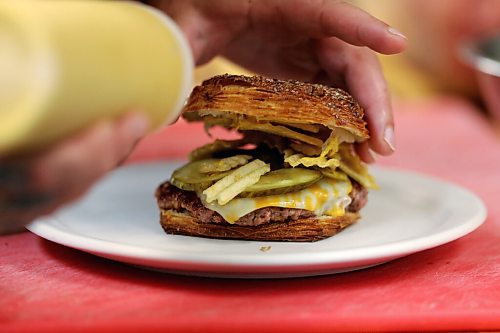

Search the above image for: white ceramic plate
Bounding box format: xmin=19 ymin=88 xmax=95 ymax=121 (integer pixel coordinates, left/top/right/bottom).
xmin=27 ymin=161 xmax=487 ymax=278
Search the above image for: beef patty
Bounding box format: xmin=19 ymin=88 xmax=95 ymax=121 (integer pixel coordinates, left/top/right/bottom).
xmin=156 ymin=180 xmax=367 ymax=227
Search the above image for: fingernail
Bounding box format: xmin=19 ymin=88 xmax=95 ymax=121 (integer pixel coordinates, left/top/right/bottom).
xmin=384 ymin=126 xmax=396 ymax=151
xmin=387 ymin=27 xmax=407 ymax=40
xmin=123 ymin=113 xmax=150 ymax=137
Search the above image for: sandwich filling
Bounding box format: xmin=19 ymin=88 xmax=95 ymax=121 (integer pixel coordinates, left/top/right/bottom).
xmin=156 ymin=180 xmax=367 ymax=226
xmin=161 ymin=116 xmax=377 ymax=226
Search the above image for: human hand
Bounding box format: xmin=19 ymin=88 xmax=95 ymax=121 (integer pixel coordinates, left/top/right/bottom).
xmin=151 ymin=0 xmax=407 ymax=161
xmin=0 ymin=113 xmax=149 ymax=234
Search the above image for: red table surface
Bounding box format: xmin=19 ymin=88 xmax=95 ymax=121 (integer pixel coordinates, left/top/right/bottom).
xmin=1 ymin=96 xmax=499 ymax=333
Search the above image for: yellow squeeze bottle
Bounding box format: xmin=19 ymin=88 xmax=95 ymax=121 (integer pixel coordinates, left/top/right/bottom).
xmin=0 ymin=0 xmax=193 ymax=154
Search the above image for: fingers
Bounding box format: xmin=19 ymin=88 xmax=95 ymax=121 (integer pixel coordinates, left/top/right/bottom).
xmin=315 ymin=38 xmax=395 ymax=156
xmin=157 ymin=0 xmax=250 ymax=65
xmin=27 ymin=113 xmax=148 ymax=193
xmin=0 ymin=112 xmax=149 ymax=232
xmin=356 ymin=142 xmax=376 ymax=164
xmin=164 ymin=0 xmax=407 ymax=65
xmin=250 ymin=0 xmax=407 ymax=54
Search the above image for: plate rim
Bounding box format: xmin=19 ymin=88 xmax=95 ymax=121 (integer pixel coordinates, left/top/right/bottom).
xmin=27 ymin=163 xmax=488 ymax=270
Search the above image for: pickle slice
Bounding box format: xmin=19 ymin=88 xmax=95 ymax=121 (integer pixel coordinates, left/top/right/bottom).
xmin=171 ymin=159 xmax=232 ymax=191
xmin=239 ymin=168 xmax=322 ymax=197
xmin=199 ymin=155 xmax=252 ymax=173
xmin=170 ymin=178 xmax=214 ymax=192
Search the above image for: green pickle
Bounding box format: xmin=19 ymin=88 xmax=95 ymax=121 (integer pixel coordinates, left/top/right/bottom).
xmin=239 ymin=168 xmax=322 ymax=197
xmin=171 ymin=159 xmax=231 ymax=191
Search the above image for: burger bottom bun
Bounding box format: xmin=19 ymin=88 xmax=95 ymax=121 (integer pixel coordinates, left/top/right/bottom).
xmin=159 ymin=210 xmax=359 ymax=242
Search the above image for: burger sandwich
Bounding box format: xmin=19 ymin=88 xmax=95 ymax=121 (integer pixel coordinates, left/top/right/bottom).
xmin=155 ymin=74 xmax=378 ymax=242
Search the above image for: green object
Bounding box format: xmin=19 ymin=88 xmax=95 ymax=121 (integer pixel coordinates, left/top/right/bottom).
xmin=171 ymin=159 xmax=230 ymax=191
xmin=239 ymin=168 xmax=322 ymax=197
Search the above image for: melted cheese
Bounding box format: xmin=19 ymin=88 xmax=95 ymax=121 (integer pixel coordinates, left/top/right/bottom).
xmin=201 ymin=179 xmax=352 ymax=224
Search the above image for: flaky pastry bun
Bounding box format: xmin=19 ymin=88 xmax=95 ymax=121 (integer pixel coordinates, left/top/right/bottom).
xmin=159 ymin=209 xmax=359 ymax=242
xmin=183 ymin=74 xmax=369 ymax=141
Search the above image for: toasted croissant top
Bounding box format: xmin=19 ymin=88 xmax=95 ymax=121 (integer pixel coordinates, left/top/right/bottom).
xmin=182 ymin=74 xmax=369 ymax=140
